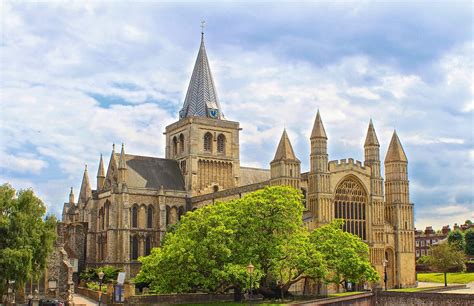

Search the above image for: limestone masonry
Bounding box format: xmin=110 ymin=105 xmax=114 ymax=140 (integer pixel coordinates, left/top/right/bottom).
xmin=61 ymin=32 xmax=416 ymax=289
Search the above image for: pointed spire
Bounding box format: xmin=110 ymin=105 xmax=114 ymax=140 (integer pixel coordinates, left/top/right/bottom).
xmin=69 ymin=187 xmax=75 ymax=204
xmin=385 ymin=131 xmax=408 ymax=162
xmin=119 ymin=143 xmax=127 ymax=170
xmin=79 ymin=164 xmax=92 ymax=203
xmin=272 ymin=129 xmax=298 ymax=162
xmin=311 ymin=110 xmax=327 ymax=139
xmin=179 ymin=30 xmax=223 ymax=119
xmin=364 ymin=119 xmax=380 ymax=147
xmin=97 ymin=154 xmax=105 ymax=177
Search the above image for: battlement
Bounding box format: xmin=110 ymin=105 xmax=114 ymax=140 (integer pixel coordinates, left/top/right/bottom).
xmin=329 ymin=158 xmax=371 ymax=175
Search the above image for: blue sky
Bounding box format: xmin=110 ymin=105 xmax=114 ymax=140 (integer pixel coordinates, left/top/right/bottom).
xmin=1 ymin=1 xmax=473 ymax=229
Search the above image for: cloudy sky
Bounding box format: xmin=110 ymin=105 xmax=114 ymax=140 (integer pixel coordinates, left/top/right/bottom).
xmin=1 ymin=1 xmax=472 ymax=229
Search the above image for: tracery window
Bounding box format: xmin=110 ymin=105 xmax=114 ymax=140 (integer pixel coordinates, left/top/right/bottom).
xmin=334 ymin=177 xmax=368 ymax=240
xmin=147 ymin=205 xmax=153 ymax=229
xmin=217 ymin=134 xmax=225 ymax=153
xmin=204 ymin=132 xmax=212 ymax=152
xmin=179 ymin=134 xmax=185 ymax=153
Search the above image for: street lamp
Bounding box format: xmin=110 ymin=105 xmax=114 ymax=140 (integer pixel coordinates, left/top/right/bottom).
xmin=382 ymin=259 xmax=388 ymax=290
xmin=247 ymin=262 xmax=254 ymax=302
xmin=98 ymin=271 xmax=105 ymax=306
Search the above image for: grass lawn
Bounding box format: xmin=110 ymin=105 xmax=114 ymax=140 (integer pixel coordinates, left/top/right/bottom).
xmin=417 ymin=272 xmax=474 ymax=284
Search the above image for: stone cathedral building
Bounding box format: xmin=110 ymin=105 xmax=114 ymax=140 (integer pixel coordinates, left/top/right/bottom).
xmin=61 ymin=33 xmax=416 ymax=289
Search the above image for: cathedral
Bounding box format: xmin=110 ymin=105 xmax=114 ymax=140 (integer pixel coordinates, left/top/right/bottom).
xmin=61 ymin=32 xmax=416 ymax=289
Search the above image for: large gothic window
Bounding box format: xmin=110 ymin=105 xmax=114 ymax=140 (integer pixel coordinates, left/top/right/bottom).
xmin=204 ymin=132 xmax=212 ymax=152
xmin=217 ymin=134 xmax=225 ymax=153
xmin=334 ymin=177 xmax=368 ymax=240
xmin=179 ymin=134 xmax=185 ymax=153
xmin=131 ymin=205 xmax=138 ymax=228
xmin=131 ymin=236 xmax=139 ymax=260
xmin=147 ymin=205 xmax=153 ymax=229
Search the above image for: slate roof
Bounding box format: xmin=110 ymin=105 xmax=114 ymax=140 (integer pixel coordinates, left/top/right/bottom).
xmin=179 ymin=34 xmax=224 ymax=119
xmin=118 ymin=154 xmax=185 ymax=191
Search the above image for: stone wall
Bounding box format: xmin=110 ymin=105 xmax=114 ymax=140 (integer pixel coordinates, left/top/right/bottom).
xmin=374 ymin=291 xmax=474 ymax=306
xmin=128 ymin=293 xmax=234 ymax=305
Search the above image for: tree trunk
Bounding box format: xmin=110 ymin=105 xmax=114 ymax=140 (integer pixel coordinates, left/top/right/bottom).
xmin=444 ymin=272 xmax=447 ymax=287
xmin=233 ymin=286 xmax=242 ymax=302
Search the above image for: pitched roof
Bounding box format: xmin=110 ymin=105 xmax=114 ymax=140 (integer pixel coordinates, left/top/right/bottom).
xmin=179 ymin=34 xmax=223 ymax=119
xmin=385 ymin=131 xmax=408 ymax=162
xmin=272 ymin=129 xmax=299 ymax=162
xmin=311 ymin=110 xmax=327 ymax=139
xmin=364 ymin=119 xmax=380 ymax=147
xmin=116 ymin=154 xmax=185 ymax=190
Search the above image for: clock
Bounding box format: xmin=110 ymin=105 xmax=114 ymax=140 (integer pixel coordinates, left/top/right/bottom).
xmin=208 ymin=108 xmax=219 ymax=119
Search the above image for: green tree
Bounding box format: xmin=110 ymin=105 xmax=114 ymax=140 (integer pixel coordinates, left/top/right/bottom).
xmin=136 ymin=186 xmax=378 ymax=299
xmin=464 ymin=229 xmax=474 ymax=256
xmin=425 ymin=243 xmax=466 ymax=286
xmin=448 ymin=230 xmax=465 ymax=251
xmin=309 ymin=220 xmax=379 ymax=291
xmin=0 ymin=184 xmax=57 ymax=299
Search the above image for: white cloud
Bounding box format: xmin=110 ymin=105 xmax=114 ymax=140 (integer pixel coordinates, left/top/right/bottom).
xmin=0 ymin=152 xmax=48 ymax=174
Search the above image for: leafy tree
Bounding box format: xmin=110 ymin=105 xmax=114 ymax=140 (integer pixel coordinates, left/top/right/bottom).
xmin=465 ymin=229 xmax=474 ymax=256
xmin=424 ymin=243 xmax=466 ymax=286
xmin=136 ymin=186 xmax=378 ymax=299
xmin=448 ymin=230 xmax=465 ymax=251
xmin=0 ymin=184 xmax=57 ymax=300
xmin=309 ymin=220 xmax=379 ymax=291
xmin=465 ymin=220 xmax=472 ymax=225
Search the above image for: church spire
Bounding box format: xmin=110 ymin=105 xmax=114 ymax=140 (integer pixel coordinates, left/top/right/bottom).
xmin=385 ymin=131 xmax=408 ymax=163
xmin=311 ymin=110 xmax=327 ymax=139
xmin=79 ymin=164 xmax=92 ymax=203
xmin=179 ymin=27 xmax=223 ymax=120
xmin=272 ymin=129 xmax=298 ymax=162
xmin=118 ymin=143 xmax=127 ymax=170
xmin=97 ymin=154 xmax=105 ymax=190
xmin=364 ymin=119 xmax=380 ymax=147
xmin=69 ymin=187 xmax=75 ymax=204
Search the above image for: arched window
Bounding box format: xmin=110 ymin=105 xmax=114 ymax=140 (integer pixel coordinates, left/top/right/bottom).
xmin=301 ymin=188 xmax=307 ymax=208
xmin=105 ymin=202 xmax=110 ymax=228
xmin=179 ymin=134 xmax=185 ymax=153
xmin=173 ymin=136 xmax=178 ymax=156
xmin=145 ymin=236 xmax=151 ymax=256
xmin=217 ymin=134 xmax=225 ymax=153
xmin=131 ymin=236 xmax=139 ymax=260
xmin=334 ymin=177 xmax=368 ymax=240
xmin=204 ymin=132 xmax=212 ymax=152
xmin=131 ymin=205 xmax=138 ymax=228
xmin=147 ymin=206 xmax=153 ymax=229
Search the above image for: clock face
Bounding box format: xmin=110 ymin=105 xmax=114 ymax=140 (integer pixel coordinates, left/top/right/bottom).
xmin=209 ymin=108 xmax=218 ymax=119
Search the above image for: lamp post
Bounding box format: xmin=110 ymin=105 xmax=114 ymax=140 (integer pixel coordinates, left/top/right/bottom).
xmin=246 ymin=262 xmax=254 ymax=303
xmin=382 ymin=259 xmax=388 ymax=291
xmin=98 ymin=271 xmax=105 ymax=306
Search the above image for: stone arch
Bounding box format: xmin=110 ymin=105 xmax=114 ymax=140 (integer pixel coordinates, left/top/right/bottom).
xmin=204 ymin=132 xmax=213 ymax=152
xmin=178 ymin=206 xmax=185 ymax=220
xmin=217 ymin=133 xmax=226 ymax=153
xmin=334 ymin=175 xmax=368 ymax=240
xmin=384 ymin=247 xmax=396 ymax=289
xmin=173 ymin=136 xmax=178 ymax=156
xmin=179 ymin=133 xmax=185 ymax=154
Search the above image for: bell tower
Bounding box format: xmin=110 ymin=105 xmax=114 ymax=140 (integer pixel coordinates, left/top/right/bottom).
xmin=165 ymin=31 xmax=240 ymax=195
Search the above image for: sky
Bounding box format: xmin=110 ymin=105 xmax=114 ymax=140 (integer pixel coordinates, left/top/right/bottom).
xmin=1 ymin=1 xmax=473 ymax=230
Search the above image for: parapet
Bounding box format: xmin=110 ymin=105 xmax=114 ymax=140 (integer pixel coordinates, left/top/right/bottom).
xmin=328 ymin=158 xmax=371 ymax=175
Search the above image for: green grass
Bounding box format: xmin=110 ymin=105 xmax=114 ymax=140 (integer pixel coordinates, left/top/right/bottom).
xmin=327 ymin=291 xmax=363 ymax=297
xmin=417 ymin=272 xmax=474 ymax=284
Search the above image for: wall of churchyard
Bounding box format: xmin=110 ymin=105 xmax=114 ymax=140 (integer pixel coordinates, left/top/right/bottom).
xmin=374 ymin=291 xmax=473 ymax=306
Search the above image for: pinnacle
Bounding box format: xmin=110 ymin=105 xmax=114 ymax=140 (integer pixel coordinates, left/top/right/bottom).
xmin=97 ymin=154 xmax=105 ymax=177
xmin=364 ymin=119 xmax=380 ymax=147
xmin=119 ymin=143 xmax=127 ymax=170
xmin=385 ymin=131 xmax=408 ymax=162
xmin=272 ymin=129 xmax=298 ymax=162
xmin=311 ymin=110 xmax=327 ymax=139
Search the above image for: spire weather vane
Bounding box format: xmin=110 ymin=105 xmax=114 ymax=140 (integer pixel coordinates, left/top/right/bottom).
xmin=201 ymin=20 xmax=206 ymax=35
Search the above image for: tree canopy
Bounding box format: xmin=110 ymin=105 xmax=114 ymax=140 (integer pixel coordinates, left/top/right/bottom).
xmin=0 ymin=184 xmax=57 ymax=299
xmin=447 ymin=230 xmax=465 ymax=251
xmin=465 ymin=229 xmax=474 ymax=256
xmin=424 ymin=243 xmax=466 ymax=286
xmin=135 ymin=186 xmax=378 ymax=298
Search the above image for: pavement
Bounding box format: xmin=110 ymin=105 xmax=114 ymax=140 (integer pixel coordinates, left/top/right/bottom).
xmin=73 ymin=293 xmax=98 ymax=306
xmin=418 ymin=281 xmax=474 ymax=294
